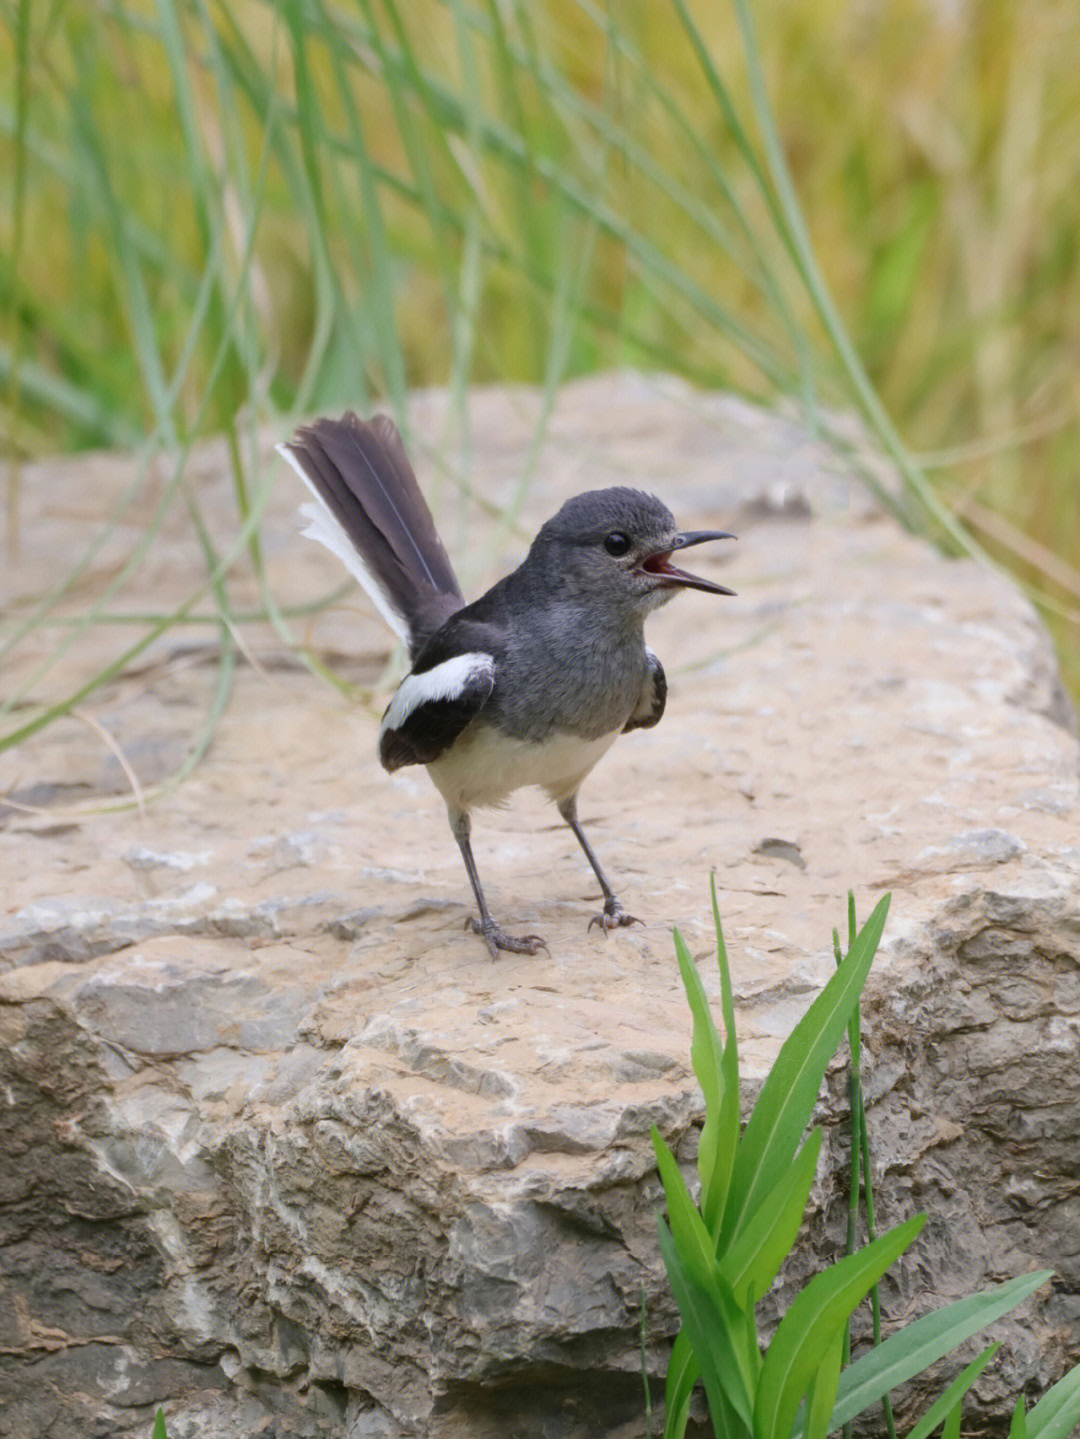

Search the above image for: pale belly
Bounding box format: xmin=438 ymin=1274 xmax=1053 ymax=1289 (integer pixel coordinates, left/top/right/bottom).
xmin=426 ymin=723 xmax=621 ymax=811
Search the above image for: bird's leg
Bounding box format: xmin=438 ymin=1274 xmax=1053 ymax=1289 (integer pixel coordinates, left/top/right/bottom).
xmin=557 ymin=794 xmax=642 ymax=933
xmin=448 ymin=808 xmax=549 ymax=957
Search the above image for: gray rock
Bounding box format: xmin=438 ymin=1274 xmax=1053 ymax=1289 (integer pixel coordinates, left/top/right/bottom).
xmin=1 ymin=374 xmax=1078 ymax=1437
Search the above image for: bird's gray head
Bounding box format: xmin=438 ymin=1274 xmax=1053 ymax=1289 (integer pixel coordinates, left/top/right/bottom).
xmin=524 ymin=487 xmax=735 ymax=617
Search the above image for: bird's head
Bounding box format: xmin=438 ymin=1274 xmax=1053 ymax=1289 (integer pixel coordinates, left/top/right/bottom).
xmin=526 ymin=487 xmax=736 ymax=617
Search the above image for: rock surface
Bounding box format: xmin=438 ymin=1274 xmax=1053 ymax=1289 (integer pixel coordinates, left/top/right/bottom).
xmin=2 ymin=373 xmax=1079 ymax=1437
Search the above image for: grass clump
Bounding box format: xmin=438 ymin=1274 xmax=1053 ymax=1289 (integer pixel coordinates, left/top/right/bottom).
xmin=651 ymin=878 xmax=1080 ymax=1438
xmin=3 ymin=1 xmax=1078 ymax=723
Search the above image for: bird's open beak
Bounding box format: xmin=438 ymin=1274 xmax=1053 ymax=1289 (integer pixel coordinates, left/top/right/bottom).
xmin=640 ymin=530 xmax=737 ymax=595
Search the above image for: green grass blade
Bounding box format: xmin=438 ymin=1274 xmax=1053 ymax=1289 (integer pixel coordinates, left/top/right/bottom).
xmin=804 ymin=1324 xmax=845 ymax=1439
xmin=340 ymin=16 xmax=792 ymax=387
xmin=0 ymin=347 xmax=140 ymax=448
xmin=726 ymin=0 xmax=1003 ymax=559
xmin=204 ymin=6 xmax=750 ymax=397
xmin=652 ymin=1124 xmax=762 ymax=1401
xmin=755 ymin=1214 xmax=925 ymax=1439
xmin=1025 ymin=1361 xmax=1080 ymax=1439
xmin=0 ymin=465 xmax=273 ymax=753
xmin=141 ymin=631 xmax=236 ymax=806
xmin=822 ymin=1270 xmax=1052 ymax=1435
xmin=3 ymin=184 xmax=271 ymax=728
xmin=672 ymin=929 xmax=726 ymax=1221
xmin=320 ymin=1 xmax=407 ymax=411
xmin=490 ymin=0 xmax=808 ymax=374
xmin=723 ymin=895 xmax=890 ymax=1245
xmin=710 ymin=873 xmax=738 ymax=1045
xmin=904 ymin=1343 xmax=1000 ymax=1439
xmin=661 ymin=1328 xmax=698 ymax=1439
xmin=1009 ymin=1396 xmax=1030 ymax=1439
xmin=0 ymin=180 xmax=251 ymax=702
xmin=152 ymin=1407 xmax=168 ymax=1439
xmin=720 ymin=1128 xmax=822 ymax=1308
xmin=707 ymin=876 xmax=740 ymax=1234
xmin=274 ymin=1 xmax=347 ymax=412
xmin=652 ymin=1129 xmax=720 ymax=1292
xmin=656 ymin=1217 xmax=755 ymax=1434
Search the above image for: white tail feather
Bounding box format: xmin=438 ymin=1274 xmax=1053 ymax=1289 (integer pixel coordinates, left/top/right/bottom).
xmin=276 ymin=442 xmax=410 ymax=641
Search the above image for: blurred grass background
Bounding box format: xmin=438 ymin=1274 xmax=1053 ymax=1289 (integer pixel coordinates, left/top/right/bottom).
xmin=2 ymin=0 xmax=1079 ymax=749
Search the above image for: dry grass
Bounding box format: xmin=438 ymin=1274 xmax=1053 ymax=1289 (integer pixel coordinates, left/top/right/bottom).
xmin=2 ymin=0 xmax=1078 ymax=705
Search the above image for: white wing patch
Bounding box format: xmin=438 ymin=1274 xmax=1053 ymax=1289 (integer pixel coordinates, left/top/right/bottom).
xmin=380 ymin=652 xmax=495 ymax=737
xmin=276 ymin=442 xmax=410 ymax=641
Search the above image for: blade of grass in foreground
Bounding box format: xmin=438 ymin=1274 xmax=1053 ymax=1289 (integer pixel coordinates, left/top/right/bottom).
xmin=672 ymin=930 xmax=726 ymax=1216
xmin=656 ymin=1217 xmax=755 ymax=1432
xmin=812 ymin=1269 xmax=1053 ymax=1437
xmin=651 ymin=1130 xmax=763 ymax=1402
xmin=722 ymin=895 xmax=890 ymax=1246
xmin=661 ymin=1329 xmax=698 ymax=1439
xmin=803 ymin=1325 xmax=845 ymax=1439
xmin=755 ymin=1214 xmax=926 ymax=1439
xmin=903 ymin=1343 xmax=1000 ymax=1439
xmin=706 ymin=876 xmax=741 ymax=1236
xmin=720 ymin=1128 xmax=822 ymax=1309
xmin=1010 ymin=1395 xmax=1030 ymax=1439
xmin=1024 ymin=1360 xmax=1080 ymax=1439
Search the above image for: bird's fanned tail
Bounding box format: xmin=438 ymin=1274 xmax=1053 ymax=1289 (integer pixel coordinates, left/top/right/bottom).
xmin=278 ymin=412 xmax=465 ymax=657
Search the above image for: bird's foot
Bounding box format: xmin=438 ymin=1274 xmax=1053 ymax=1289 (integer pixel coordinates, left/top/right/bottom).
xmin=466 ymin=916 xmax=549 ymax=958
xmin=588 ymin=899 xmax=643 ymax=934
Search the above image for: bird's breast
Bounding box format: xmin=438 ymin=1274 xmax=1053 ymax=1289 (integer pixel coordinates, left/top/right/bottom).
xmin=492 ymin=620 xmax=648 ymax=743
xmin=426 ymin=723 xmax=621 ymax=811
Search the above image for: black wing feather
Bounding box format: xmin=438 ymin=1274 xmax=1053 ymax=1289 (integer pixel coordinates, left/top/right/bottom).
xmin=624 ymin=651 xmax=666 ymax=731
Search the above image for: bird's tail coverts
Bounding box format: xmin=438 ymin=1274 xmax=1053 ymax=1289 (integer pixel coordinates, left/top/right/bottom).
xmin=279 ymin=413 xmax=464 ymax=654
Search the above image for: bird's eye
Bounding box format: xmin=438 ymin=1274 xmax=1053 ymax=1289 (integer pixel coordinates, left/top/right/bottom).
xmin=604 ymin=531 xmax=631 ymax=557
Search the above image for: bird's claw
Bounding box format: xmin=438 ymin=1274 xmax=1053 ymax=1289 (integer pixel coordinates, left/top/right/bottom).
xmin=588 ymin=901 xmax=643 ymax=935
xmin=466 ymin=916 xmax=549 ymax=957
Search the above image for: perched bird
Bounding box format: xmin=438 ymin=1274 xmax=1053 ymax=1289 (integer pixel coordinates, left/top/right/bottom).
xmin=278 ymin=413 xmax=735 ymax=956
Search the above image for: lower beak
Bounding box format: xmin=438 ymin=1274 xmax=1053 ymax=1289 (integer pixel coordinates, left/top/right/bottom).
xmin=640 ymin=530 xmax=737 ymax=595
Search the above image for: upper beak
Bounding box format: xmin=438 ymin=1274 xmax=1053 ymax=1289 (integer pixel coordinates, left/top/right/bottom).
xmin=640 ymin=530 xmax=737 ymax=595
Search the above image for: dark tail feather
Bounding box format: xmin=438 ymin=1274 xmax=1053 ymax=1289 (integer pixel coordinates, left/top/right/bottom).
xmin=279 ymin=412 xmax=464 ymax=656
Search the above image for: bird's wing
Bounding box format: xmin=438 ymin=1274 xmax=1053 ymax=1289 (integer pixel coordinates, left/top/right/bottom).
xmin=379 ymin=651 xmax=496 ymax=770
xmin=624 ymin=647 xmax=667 ymax=732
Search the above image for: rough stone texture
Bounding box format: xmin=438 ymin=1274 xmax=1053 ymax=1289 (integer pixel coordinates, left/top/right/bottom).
xmin=2 ymin=373 xmax=1079 ymax=1437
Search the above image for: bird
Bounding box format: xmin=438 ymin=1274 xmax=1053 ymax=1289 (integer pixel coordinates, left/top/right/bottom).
xmin=277 ymin=411 xmax=735 ymax=956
